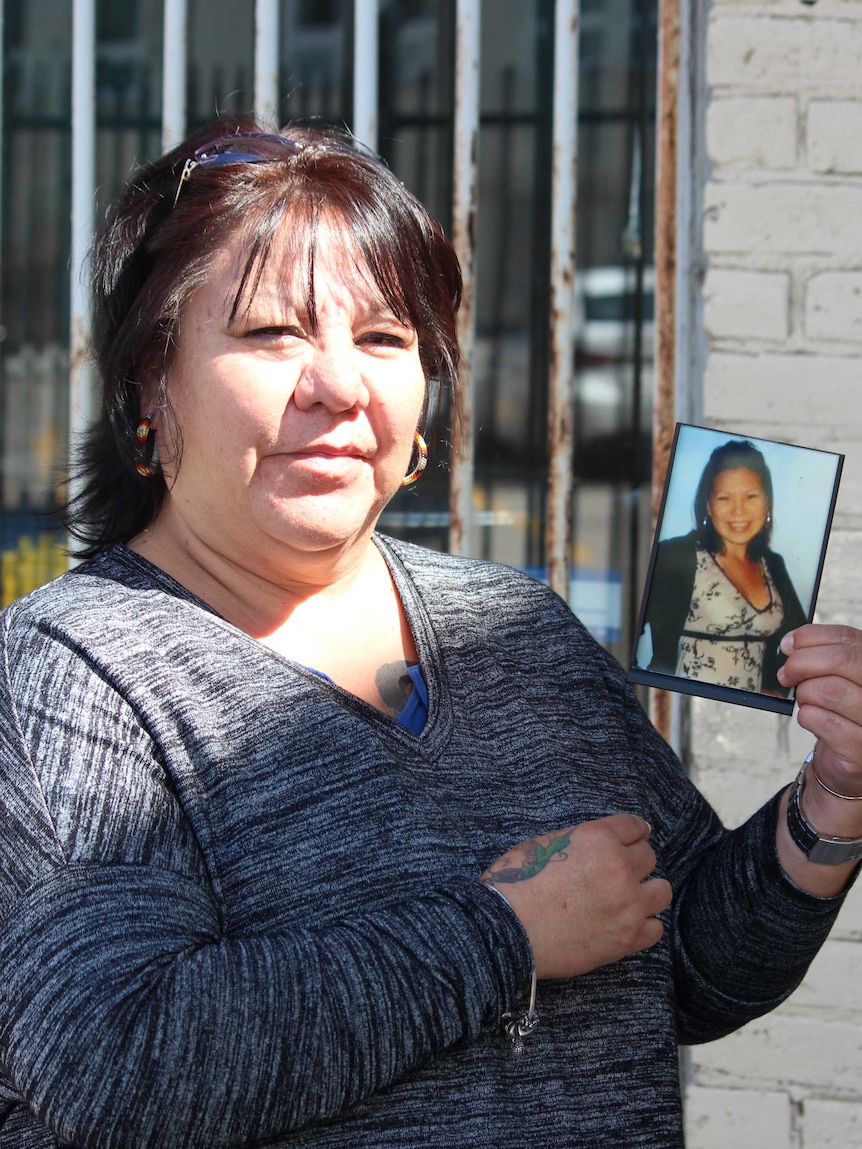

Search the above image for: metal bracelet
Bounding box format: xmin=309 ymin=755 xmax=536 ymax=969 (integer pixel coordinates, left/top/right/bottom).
xmin=501 ymin=965 xmax=539 ymax=1054
xmin=483 ymin=882 xmax=540 ymax=1052
xmin=787 ymin=754 xmax=862 ymax=865
xmin=809 ymin=749 xmax=862 ymax=802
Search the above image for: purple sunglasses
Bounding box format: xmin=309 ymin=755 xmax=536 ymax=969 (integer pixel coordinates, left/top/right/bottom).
xmin=172 ymin=130 xmax=383 ymax=207
xmin=172 ymin=132 xmax=300 ymax=206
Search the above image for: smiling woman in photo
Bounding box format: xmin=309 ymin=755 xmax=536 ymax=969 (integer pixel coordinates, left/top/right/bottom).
xmin=641 ymin=438 xmax=807 ymax=694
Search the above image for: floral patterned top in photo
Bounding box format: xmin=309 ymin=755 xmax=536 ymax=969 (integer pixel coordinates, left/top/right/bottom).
xmin=675 ymin=550 xmax=785 ymax=692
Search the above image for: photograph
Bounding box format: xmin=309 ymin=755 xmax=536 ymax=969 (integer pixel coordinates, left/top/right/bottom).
xmin=628 ymin=424 xmax=844 ymax=714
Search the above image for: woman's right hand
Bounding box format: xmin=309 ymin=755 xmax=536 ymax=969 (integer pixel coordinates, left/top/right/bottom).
xmin=481 ymin=815 xmax=672 ymax=979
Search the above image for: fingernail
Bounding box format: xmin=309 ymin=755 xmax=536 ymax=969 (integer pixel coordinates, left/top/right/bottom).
xmin=780 ymin=632 xmax=794 ymax=654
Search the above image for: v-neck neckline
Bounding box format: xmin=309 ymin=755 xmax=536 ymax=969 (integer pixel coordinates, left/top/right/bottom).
xmin=707 ymin=550 xmax=774 ymax=614
xmin=99 ymin=538 xmax=452 ymax=749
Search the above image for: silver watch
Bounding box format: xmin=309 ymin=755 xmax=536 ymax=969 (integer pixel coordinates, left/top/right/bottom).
xmin=787 ymin=755 xmax=862 ymax=865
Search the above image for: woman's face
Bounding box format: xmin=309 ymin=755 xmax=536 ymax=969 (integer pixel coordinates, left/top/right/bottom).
xmin=707 ymin=466 xmax=769 ymax=551
xmin=151 ymin=216 xmax=426 ymax=570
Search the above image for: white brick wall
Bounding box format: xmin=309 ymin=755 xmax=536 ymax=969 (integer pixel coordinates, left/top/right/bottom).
xmin=808 ymin=101 xmax=862 ymax=174
xmin=685 ymin=2 xmax=862 ymax=1145
xmin=806 ymin=272 xmax=862 ymax=343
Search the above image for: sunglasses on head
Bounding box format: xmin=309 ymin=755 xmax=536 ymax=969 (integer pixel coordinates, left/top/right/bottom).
xmin=172 ymin=132 xmax=300 ymax=206
xmin=172 ymin=130 xmax=384 ymax=208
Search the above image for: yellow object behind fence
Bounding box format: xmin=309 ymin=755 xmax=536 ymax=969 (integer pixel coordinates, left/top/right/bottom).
xmin=1 ymin=535 xmax=68 ymax=608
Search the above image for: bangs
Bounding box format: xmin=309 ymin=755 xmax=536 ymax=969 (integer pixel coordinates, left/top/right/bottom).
xmin=226 ymin=200 xmax=416 ymax=340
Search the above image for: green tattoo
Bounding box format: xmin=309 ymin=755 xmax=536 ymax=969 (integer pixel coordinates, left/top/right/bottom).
xmin=485 ymin=832 xmax=571 ymax=885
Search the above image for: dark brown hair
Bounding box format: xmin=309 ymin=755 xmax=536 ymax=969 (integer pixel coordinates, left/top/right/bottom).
xmin=66 ymin=117 xmax=463 ymax=555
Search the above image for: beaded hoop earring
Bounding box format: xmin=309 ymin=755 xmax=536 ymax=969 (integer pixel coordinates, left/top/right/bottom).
xmin=135 ymin=415 xmax=158 ymax=478
xmin=401 ymin=431 xmax=428 ymax=487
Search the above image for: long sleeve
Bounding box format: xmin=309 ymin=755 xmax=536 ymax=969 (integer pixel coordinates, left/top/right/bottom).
xmin=0 ymin=600 xmax=532 ymax=1149
xmin=387 ymin=535 xmax=850 ymax=1055
xmin=671 ymin=792 xmax=846 ymax=1044
xmin=617 ymin=682 xmax=849 ymax=1046
xmin=0 ymin=866 xmax=529 ymax=1148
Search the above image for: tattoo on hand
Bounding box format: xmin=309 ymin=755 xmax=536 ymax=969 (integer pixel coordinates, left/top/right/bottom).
xmin=483 ymin=832 xmax=571 ymax=885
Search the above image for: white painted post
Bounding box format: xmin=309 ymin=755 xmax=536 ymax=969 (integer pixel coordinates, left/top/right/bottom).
xmin=352 ymin=0 xmax=379 ymax=150
xmin=448 ymin=0 xmax=481 ymax=557
xmin=255 ymin=0 xmax=280 ymax=127
xmin=161 ymin=0 xmax=188 ymax=153
xmin=68 ymin=0 xmax=96 ymax=523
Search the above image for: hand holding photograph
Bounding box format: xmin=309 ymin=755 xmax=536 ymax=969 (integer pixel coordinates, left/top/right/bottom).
xmin=628 ymin=424 xmax=844 ymax=715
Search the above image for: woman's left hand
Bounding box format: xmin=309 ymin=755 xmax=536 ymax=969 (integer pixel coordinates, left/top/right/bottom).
xmin=776 ymin=623 xmax=862 ymax=894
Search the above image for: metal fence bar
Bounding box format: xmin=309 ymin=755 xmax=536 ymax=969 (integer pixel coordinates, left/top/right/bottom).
xmin=162 ymin=0 xmax=188 ymax=151
xmin=650 ymin=0 xmax=681 ymax=742
xmin=545 ymin=0 xmax=579 ymax=600
xmin=0 ymin=0 xmax=4 ymax=315
xmin=448 ymin=0 xmax=481 ymax=557
xmin=255 ymin=0 xmax=280 ymax=126
xmin=68 ymin=0 xmax=96 ymax=518
xmin=353 ymin=0 xmax=379 ymax=150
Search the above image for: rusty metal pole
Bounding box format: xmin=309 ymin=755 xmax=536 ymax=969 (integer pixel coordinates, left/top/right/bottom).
xmin=545 ymin=0 xmax=580 ymax=601
xmin=650 ymin=0 xmax=681 ymax=739
xmin=449 ymin=0 xmax=481 ymax=557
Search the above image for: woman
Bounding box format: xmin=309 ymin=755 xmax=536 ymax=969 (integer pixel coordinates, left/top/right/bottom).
xmin=1 ymin=120 xmax=862 ymax=1149
xmin=642 ymin=439 xmax=807 ymax=694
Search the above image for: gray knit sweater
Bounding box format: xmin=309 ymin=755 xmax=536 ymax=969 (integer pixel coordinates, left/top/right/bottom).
xmin=0 ymin=536 xmax=846 ymax=1149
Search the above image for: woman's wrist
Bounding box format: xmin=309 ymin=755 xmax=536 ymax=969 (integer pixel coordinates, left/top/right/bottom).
xmin=775 ymin=749 xmax=862 ymax=896
xmin=777 ymin=787 xmax=859 ymax=896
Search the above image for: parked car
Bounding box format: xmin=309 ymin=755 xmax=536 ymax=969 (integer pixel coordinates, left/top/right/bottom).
xmin=573 ymin=265 xmax=655 ymax=481
xmin=574 ymin=264 xmax=655 ymax=364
